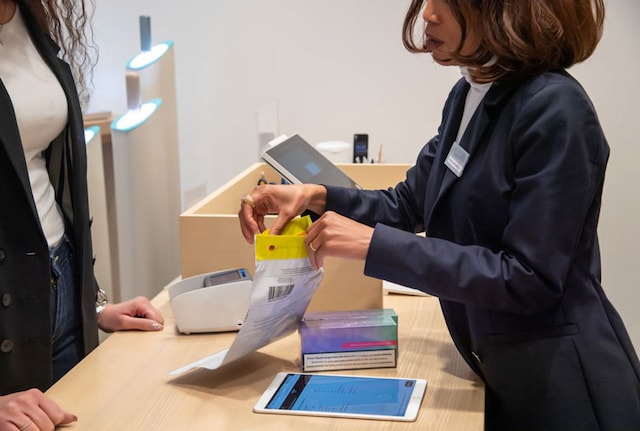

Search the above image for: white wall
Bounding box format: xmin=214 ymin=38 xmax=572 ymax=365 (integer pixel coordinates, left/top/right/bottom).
xmin=88 ymin=1 xmax=640 ymax=349
xmin=570 ymin=1 xmax=640 ymax=351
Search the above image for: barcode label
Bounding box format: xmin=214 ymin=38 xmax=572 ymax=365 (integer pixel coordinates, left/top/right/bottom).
xmin=268 ymin=284 xmax=294 ymax=301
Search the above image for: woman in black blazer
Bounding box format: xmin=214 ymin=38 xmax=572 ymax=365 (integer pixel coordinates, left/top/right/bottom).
xmin=0 ymin=0 xmax=164 ymax=429
xmin=239 ymin=0 xmax=640 ymax=429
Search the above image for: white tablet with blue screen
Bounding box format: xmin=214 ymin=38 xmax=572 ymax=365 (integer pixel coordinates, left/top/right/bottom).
xmin=253 ymin=372 xmax=427 ymax=422
xmin=261 ymin=134 xmax=362 ymax=189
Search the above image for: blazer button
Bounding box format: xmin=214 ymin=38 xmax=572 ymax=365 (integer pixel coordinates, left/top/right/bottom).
xmin=0 ymin=249 xmax=6 ymax=264
xmin=1 ymin=293 xmax=10 ymax=307
xmin=0 ymin=339 xmax=14 ymax=353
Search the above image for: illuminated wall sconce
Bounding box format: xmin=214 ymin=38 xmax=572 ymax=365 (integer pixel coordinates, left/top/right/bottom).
xmin=126 ymin=15 xmax=182 ymax=210
xmin=109 ymin=71 xmax=180 ymax=300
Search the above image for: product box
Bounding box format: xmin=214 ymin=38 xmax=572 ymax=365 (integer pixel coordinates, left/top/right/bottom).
xmin=299 ymin=308 xmax=398 ymax=372
xmin=179 ymin=162 xmax=409 ymax=313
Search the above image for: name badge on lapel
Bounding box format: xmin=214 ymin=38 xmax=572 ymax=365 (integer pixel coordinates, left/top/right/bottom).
xmin=444 ymin=141 xmax=469 ymax=177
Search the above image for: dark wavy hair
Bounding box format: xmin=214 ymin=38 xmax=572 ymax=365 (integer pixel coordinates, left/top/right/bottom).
xmin=402 ymin=0 xmax=605 ymax=83
xmin=20 ymin=0 xmax=97 ymax=106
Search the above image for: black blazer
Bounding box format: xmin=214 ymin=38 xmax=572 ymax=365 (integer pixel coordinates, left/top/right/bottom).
xmin=0 ymin=3 xmax=99 ymax=394
xmin=325 ymin=71 xmax=640 ymax=430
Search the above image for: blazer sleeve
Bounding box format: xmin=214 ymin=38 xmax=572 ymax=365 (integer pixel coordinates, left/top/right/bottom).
xmin=334 ymin=77 xmax=609 ymax=315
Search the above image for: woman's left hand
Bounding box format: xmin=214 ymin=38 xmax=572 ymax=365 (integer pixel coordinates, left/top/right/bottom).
xmin=97 ymin=296 xmax=165 ymax=333
xmin=305 ymin=211 xmax=374 ymax=270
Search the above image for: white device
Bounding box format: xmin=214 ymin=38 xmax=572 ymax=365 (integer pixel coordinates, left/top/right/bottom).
xmin=253 ymin=372 xmax=427 ymax=422
xmin=261 ymin=134 xmax=362 ymax=189
xmin=168 ymin=268 xmax=253 ymax=334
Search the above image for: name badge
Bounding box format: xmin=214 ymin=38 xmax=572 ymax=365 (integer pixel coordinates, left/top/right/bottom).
xmin=444 ymin=141 xmax=469 ymax=177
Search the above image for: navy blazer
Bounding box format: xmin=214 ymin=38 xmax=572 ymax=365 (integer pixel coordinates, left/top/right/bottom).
xmin=0 ymin=3 xmax=99 ymax=393
xmin=325 ymin=71 xmax=640 ymax=430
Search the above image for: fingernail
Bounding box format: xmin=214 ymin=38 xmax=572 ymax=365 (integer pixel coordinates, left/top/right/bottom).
xmin=152 ymin=322 xmax=163 ymax=330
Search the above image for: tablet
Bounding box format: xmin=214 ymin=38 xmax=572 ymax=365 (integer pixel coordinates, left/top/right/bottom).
xmin=253 ymin=372 xmax=427 ymax=422
xmin=261 ymin=134 xmax=362 ymax=189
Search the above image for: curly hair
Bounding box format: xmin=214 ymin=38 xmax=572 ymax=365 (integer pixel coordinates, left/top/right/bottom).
xmin=402 ymin=0 xmax=605 ymax=83
xmin=20 ymin=0 xmax=97 ymax=106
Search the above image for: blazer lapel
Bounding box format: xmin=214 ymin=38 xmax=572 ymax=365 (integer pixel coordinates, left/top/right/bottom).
xmin=0 ymin=4 xmax=84 ymax=226
xmin=19 ymin=3 xmax=78 ymax=115
xmin=423 ymin=80 xmax=467 ymax=227
xmin=0 ymin=80 xmax=40 ymax=217
xmin=425 ymin=79 xmax=521 ymax=229
xmin=19 ymin=3 xmax=86 ymax=224
xmin=436 ymin=95 xmax=492 ymax=201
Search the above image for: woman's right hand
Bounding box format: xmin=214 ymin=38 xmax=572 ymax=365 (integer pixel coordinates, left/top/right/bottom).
xmin=238 ymin=183 xmax=326 ymax=244
xmin=0 ymin=389 xmax=77 ymax=431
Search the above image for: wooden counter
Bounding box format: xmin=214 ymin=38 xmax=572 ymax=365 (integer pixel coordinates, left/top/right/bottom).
xmin=46 ymin=290 xmax=484 ymax=430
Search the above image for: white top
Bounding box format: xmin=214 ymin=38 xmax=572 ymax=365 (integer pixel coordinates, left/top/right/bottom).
xmin=456 ymin=67 xmax=493 ymax=144
xmin=0 ymin=6 xmax=67 ymax=248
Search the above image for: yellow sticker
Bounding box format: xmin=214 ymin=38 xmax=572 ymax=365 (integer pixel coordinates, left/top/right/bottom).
xmin=256 ymin=216 xmax=311 ymax=261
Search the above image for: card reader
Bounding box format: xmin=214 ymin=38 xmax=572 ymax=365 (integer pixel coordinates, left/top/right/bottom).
xmin=168 ymin=268 xmax=253 ymax=334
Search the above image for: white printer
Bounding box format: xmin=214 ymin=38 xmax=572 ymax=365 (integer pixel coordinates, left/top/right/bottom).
xmin=168 ymin=268 xmax=253 ymax=334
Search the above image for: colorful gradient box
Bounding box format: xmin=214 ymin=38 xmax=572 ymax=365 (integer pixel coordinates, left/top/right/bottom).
xmin=299 ymin=308 xmax=398 ymax=372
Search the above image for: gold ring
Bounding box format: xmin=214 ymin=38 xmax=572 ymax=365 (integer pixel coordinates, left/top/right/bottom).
xmin=241 ymin=194 xmax=255 ymax=208
xmin=18 ymin=421 xmax=33 ymax=431
xmin=309 ymin=241 xmax=317 ymax=252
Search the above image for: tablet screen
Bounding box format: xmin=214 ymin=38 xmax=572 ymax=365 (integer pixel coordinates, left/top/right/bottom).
xmin=261 ymin=134 xmax=361 ymax=189
xmin=254 ymin=372 xmax=427 ymax=421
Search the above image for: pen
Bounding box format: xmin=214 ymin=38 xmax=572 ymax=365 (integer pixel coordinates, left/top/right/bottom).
xmin=257 ymin=172 xmax=268 ymax=185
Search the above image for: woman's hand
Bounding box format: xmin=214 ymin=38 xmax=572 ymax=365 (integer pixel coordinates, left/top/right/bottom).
xmin=304 ymin=211 xmax=374 ymax=270
xmin=0 ymin=389 xmax=76 ymax=431
xmin=238 ymin=184 xmax=327 ymax=244
xmin=97 ymin=296 xmax=164 ymax=333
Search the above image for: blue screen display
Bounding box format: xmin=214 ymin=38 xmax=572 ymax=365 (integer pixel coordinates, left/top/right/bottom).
xmin=266 ymin=374 xmax=415 ymax=417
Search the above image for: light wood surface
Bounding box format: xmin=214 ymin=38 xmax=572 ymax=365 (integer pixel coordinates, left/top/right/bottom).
xmin=179 ymin=163 xmax=411 ymax=314
xmin=46 ymin=290 xmax=484 ymax=430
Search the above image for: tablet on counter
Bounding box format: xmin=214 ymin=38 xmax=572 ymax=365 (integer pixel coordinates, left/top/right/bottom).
xmin=253 ymin=372 xmax=427 ymax=422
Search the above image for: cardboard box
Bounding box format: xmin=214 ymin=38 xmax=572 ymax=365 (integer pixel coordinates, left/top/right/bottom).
xmin=179 ymin=162 xmax=409 ymax=313
xmin=300 ymin=308 xmax=398 ymax=372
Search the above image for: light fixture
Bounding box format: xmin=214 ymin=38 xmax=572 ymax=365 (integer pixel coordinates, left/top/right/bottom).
xmin=126 ymin=41 xmax=172 ymax=70
xmin=84 ymin=125 xmax=99 ymax=143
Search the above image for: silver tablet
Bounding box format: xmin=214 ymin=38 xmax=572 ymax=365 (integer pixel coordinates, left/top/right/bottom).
xmin=253 ymin=372 xmax=427 ymax=422
xmin=261 ymin=134 xmax=362 ymax=189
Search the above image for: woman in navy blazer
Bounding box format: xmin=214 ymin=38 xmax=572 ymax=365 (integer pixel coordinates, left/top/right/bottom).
xmin=240 ymin=0 xmax=640 ymax=429
xmin=0 ymin=1 xmax=164 ymax=429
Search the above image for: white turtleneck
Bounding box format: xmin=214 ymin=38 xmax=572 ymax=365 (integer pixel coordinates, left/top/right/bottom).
xmin=0 ymin=6 xmax=68 ymax=248
xmin=456 ymin=67 xmax=493 ymax=144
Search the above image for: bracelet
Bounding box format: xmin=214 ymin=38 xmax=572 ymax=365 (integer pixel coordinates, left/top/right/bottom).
xmin=96 ymin=288 xmax=109 ymax=316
